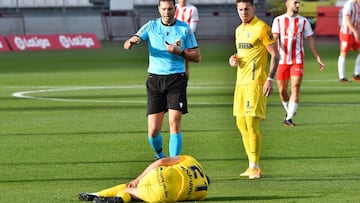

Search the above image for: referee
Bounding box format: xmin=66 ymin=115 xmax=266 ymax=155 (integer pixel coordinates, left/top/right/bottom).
xmin=123 ymin=0 xmax=201 ymax=159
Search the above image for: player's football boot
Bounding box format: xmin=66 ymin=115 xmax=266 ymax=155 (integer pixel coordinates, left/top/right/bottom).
xmin=352 ymin=75 xmax=360 ymax=82
xmin=240 ymin=168 xmax=262 ymax=179
xmin=339 ymin=78 xmax=349 ymax=83
xmin=78 ymin=192 xmax=98 ymax=201
xmin=283 ymin=119 xmax=295 ymax=127
xmin=239 ymin=168 xmax=252 ymax=177
xmin=93 ymin=196 xmax=123 ymax=203
xmin=248 ymin=168 xmax=262 ymax=179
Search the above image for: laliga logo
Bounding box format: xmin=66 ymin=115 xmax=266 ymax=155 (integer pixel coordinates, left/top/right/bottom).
xmin=14 ymin=36 xmax=50 ymax=50
xmin=59 ymin=35 xmax=95 ymax=48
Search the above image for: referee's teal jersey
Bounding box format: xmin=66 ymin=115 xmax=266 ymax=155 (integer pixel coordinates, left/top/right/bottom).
xmin=136 ymin=18 xmax=198 ymax=75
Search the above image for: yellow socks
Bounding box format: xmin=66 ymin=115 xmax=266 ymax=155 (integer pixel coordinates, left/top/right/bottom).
xmin=97 ymin=184 xmax=126 ymax=197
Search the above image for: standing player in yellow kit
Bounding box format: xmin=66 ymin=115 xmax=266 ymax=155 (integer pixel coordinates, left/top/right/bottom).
xmin=78 ymin=155 xmax=210 ymax=203
xmin=228 ymin=0 xmax=279 ymax=179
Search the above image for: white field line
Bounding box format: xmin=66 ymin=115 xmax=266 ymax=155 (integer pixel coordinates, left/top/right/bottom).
xmin=12 ymin=86 xmax=146 ymax=104
xmin=9 ymin=84 xmax=360 ymax=106
xmin=10 ymin=85 xmax=233 ymax=104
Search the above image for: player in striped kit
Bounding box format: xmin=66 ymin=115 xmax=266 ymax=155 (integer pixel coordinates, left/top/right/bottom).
xmin=338 ymin=0 xmax=360 ymax=82
xmin=175 ymin=0 xmax=199 ymax=32
xmin=271 ymin=0 xmax=325 ymax=126
xmin=175 ymin=0 xmax=199 ymax=79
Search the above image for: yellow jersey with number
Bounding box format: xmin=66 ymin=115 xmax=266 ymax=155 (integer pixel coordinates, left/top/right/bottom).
xmin=235 ymin=16 xmax=275 ymax=85
xmin=138 ymin=155 xmax=209 ymax=202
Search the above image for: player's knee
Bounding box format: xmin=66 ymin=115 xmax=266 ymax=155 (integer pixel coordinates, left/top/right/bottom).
xmin=148 ymin=129 xmax=161 ymax=137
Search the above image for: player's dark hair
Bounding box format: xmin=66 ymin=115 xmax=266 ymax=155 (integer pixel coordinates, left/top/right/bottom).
xmin=236 ymin=0 xmax=254 ymax=4
xmin=158 ymin=0 xmax=176 ymax=6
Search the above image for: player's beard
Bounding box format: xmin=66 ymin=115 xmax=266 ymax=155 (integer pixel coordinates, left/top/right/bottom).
xmin=241 ymin=15 xmax=254 ymax=24
xmin=162 ymin=16 xmax=175 ymax=25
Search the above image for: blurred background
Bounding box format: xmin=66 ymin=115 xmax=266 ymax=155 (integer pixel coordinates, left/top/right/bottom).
xmin=0 ymin=0 xmax=346 ymax=41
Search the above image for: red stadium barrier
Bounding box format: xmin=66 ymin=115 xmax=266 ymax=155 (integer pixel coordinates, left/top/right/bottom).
xmin=315 ymin=6 xmax=342 ymax=36
xmin=0 ymin=36 xmax=11 ymax=52
xmin=6 ymin=33 xmax=101 ymax=51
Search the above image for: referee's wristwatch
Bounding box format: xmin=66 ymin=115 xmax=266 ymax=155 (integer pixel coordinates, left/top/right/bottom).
xmin=179 ymin=51 xmax=186 ymax=57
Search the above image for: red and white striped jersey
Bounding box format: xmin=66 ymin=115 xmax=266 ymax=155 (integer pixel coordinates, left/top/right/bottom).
xmin=175 ymin=3 xmax=199 ymax=32
xmin=272 ymin=14 xmax=314 ymax=65
xmin=340 ymin=0 xmax=360 ymax=35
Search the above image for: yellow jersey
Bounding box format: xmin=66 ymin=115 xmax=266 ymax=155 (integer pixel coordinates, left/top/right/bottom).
xmin=235 ymin=16 xmax=275 ymax=85
xmin=138 ymin=155 xmax=209 ymax=202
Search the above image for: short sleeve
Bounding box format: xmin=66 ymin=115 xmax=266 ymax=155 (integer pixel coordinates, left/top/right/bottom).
xmin=260 ymin=24 xmax=275 ymax=46
xmin=271 ymin=17 xmax=280 ymax=34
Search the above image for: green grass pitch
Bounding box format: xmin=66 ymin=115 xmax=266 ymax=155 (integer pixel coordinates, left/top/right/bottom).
xmin=0 ymin=39 xmax=359 ymax=202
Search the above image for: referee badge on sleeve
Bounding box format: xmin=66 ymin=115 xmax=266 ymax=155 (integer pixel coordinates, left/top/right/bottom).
xmin=175 ymin=39 xmax=182 ymax=47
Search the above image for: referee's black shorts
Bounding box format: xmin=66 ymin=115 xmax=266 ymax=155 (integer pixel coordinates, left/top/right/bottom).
xmin=146 ymin=73 xmax=188 ymax=115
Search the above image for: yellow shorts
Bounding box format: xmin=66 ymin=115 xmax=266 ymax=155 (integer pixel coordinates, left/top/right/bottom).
xmin=138 ymin=167 xmax=181 ymax=202
xmin=233 ymin=84 xmax=267 ymax=119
